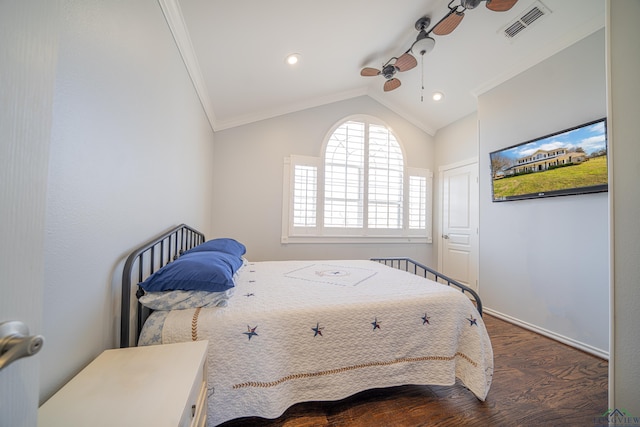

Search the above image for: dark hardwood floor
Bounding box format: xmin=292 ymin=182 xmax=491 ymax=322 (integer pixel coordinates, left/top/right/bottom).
xmin=219 ymin=314 xmax=608 ymax=427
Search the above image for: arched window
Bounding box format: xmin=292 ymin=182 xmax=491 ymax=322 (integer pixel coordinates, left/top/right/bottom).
xmin=324 ymin=119 xmax=404 ymax=229
xmin=282 ymin=116 xmax=432 ymax=243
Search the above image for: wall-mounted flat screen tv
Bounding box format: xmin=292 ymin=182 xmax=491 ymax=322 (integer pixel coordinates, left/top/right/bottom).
xmin=490 ymin=118 xmax=608 ymax=202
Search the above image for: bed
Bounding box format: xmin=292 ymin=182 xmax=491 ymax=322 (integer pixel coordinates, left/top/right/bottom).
xmin=120 ymin=224 xmax=492 ymax=426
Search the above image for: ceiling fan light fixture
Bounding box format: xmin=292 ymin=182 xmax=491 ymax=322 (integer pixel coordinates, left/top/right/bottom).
xmin=461 ymin=0 xmax=483 ymax=9
xmin=411 ymin=36 xmax=435 ymax=56
xmin=381 ymin=64 xmax=397 ymax=79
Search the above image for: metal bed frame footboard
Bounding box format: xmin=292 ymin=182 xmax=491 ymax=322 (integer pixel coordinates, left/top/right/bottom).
xmin=370 ymin=257 xmax=483 ymax=316
xmin=120 ymin=224 xmax=205 ymax=348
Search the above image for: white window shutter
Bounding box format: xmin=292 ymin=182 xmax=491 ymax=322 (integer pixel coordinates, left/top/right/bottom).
xmin=282 ymin=155 xmax=320 ymax=242
xmin=282 ymin=117 xmax=432 ymax=244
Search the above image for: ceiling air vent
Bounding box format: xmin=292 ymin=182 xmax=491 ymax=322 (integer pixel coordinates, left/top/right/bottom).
xmin=501 ymin=1 xmax=550 ymax=41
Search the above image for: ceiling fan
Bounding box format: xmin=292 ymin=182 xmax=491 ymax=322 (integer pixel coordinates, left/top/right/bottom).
xmin=360 ymin=16 xmax=435 ymax=92
xmin=360 ymin=0 xmax=518 ymax=92
xmin=360 ymin=53 xmax=417 ymax=92
xmin=433 ymin=0 xmax=519 ymax=36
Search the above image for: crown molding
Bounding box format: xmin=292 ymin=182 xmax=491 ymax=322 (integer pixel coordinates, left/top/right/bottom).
xmin=213 ymin=87 xmax=369 ymax=131
xmin=158 ymin=0 xmax=218 ymax=132
xmin=158 ymin=0 xmax=437 ymax=135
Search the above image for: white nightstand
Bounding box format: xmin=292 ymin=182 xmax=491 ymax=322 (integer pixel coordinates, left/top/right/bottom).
xmin=39 ymin=340 xmax=208 ymax=427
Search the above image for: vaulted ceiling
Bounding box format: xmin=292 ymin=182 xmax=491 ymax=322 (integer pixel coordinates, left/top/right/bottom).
xmin=165 ymin=0 xmax=604 ymax=135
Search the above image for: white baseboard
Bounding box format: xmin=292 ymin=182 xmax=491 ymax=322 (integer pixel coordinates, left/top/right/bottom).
xmin=484 ymin=308 xmax=609 ymax=360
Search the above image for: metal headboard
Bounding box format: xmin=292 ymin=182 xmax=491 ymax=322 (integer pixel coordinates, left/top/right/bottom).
xmin=371 ymin=257 xmax=483 ymax=316
xmin=120 ymin=224 xmax=205 ymax=348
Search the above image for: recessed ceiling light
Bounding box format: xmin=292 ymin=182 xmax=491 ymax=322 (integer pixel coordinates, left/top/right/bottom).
xmin=285 ymin=53 xmax=301 ymax=65
xmin=432 ymin=92 xmax=444 ymax=101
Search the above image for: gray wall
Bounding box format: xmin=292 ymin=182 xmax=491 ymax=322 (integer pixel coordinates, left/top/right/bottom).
xmin=477 ymin=30 xmax=608 ymax=355
xmin=39 ymin=0 xmax=216 ymax=403
xmin=608 ymin=0 xmax=640 ymax=414
xmin=211 ymin=96 xmax=437 ymax=265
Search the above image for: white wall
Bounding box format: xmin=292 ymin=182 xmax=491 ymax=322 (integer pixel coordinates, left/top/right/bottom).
xmin=608 ymin=0 xmax=640 ymax=414
xmin=478 ymin=30 xmax=608 ymax=355
xmin=211 ymin=96 xmax=436 ymax=265
xmin=40 ymin=0 xmax=215 ymax=402
xmin=434 ymin=112 xmax=478 ymax=167
xmin=433 ymin=112 xmax=479 ymax=264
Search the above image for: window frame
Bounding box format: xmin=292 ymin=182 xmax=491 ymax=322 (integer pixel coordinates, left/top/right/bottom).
xmin=282 ymin=116 xmax=432 ymax=244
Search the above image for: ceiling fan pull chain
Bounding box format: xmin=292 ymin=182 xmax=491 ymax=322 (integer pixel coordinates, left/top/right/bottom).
xmin=420 ymin=55 xmax=425 ymax=102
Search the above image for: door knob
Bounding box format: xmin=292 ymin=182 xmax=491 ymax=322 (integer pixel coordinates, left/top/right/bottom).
xmin=443 ymin=234 xmax=449 ymax=239
xmin=0 ymin=321 xmax=44 ymax=371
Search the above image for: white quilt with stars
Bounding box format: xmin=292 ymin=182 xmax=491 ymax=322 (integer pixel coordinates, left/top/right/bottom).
xmin=159 ymin=260 xmax=493 ymax=426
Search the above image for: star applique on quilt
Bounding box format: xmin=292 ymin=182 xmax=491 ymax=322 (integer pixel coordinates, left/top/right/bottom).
xmin=422 ymin=313 xmax=431 ymax=325
xmin=311 ymin=322 xmax=324 ymax=337
xmin=467 ymin=315 xmax=478 ymax=326
xmin=371 ymin=318 xmax=381 ymax=330
xmin=243 ymin=325 xmax=258 ymax=340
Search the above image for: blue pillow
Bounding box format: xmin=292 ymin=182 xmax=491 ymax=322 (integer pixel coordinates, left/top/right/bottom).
xmin=139 ymin=251 xmax=239 ymax=292
xmin=203 ymin=250 xmax=244 ymax=272
xmin=184 ymin=238 xmax=246 ymax=257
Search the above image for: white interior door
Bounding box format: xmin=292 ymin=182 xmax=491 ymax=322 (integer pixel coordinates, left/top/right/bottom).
xmin=439 ymin=161 xmax=479 ymax=290
xmin=1 ymin=2 xmax=57 ymax=424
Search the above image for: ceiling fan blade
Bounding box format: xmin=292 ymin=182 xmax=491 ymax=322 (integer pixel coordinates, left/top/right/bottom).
xmin=383 ymin=78 xmax=401 ymax=92
xmin=360 ymin=67 xmax=381 ymax=77
xmin=395 ymin=53 xmax=417 ymax=72
xmin=486 ymin=0 xmax=518 ymax=12
xmin=432 ymin=11 xmax=465 ymax=36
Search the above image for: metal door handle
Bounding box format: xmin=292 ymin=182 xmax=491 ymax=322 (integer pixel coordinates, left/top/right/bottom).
xmin=443 ymin=234 xmax=449 ymax=239
xmin=0 ymin=321 xmax=44 ymax=371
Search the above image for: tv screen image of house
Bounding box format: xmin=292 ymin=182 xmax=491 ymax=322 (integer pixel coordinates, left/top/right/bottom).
xmin=490 ymin=118 xmax=608 ymax=202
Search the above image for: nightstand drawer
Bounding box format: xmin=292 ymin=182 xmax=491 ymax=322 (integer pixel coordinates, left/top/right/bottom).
xmin=190 ymin=381 xmax=207 ymax=427
xmin=39 ymin=341 xmax=208 ymax=427
xmin=182 ymin=348 xmax=207 ymax=427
